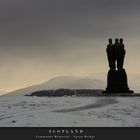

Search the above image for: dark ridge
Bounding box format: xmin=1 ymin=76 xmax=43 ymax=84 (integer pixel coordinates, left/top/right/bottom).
xmin=25 ymin=89 xmax=140 ymax=97
xmin=26 ymin=89 xmax=103 ymax=97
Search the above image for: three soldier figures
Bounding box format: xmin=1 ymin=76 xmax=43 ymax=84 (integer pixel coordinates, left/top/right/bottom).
xmin=106 ymin=38 xmax=125 ymax=70
xmin=103 ymin=38 xmax=134 ymax=94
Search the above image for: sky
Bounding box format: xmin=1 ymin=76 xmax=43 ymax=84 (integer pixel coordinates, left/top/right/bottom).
xmin=0 ymin=0 xmax=140 ymax=91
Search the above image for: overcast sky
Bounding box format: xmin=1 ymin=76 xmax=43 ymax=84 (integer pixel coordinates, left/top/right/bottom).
xmin=0 ymin=0 xmax=140 ymax=91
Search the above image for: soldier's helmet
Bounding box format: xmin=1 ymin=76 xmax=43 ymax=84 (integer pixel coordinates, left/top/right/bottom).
xmin=115 ymin=38 xmax=119 ymax=43
xmin=108 ymin=38 xmax=112 ymax=44
xmin=120 ymin=38 xmax=123 ymax=43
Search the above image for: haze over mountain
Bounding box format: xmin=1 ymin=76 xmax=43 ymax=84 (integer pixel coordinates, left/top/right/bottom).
xmin=0 ymin=0 xmax=140 ymax=91
xmin=5 ymin=76 xmax=105 ymax=96
xmin=0 ymin=90 xmax=7 ymax=96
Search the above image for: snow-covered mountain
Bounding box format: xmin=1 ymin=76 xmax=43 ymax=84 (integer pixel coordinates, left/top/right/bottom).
xmin=0 ymin=90 xmax=7 ymax=96
xmin=5 ymin=76 xmax=105 ymax=96
xmin=40 ymin=76 xmax=105 ymax=89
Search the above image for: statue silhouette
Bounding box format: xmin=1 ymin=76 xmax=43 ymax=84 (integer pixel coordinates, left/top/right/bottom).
xmin=117 ymin=38 xmax=126 ymax=69
xmin=114 ymin=38 xmax=120 ymax=70
xmin=103 ymin=38 xmax=133 ymax=94
xmin=107 ymin=38 xmax=126 ymax=70
xmin=106 ymin=38 xmax=115 ymax=70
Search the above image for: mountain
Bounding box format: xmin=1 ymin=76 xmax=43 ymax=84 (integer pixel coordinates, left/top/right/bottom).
xmin=5 ymin=76 xmax=105 ymax=96
xmin=0 ymin=90 xmax=8 ymax=96
xmin=40 ymin=76 xmax=105 ymax=89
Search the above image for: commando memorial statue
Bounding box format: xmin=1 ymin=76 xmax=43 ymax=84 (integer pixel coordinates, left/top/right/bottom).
xmin=103 ymin=38 xmax=134 ymax=94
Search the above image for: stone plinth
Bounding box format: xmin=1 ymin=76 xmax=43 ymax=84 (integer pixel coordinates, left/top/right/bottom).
xmin=102 ymin=69 xmax=133 ymax=94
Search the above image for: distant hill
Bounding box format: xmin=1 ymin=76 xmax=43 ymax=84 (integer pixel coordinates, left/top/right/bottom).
xmin=40 ymin=76 xmax=105 ymax=89
xmin=0 ymin=90 xmax=7 ymax=96
xmin=5 ymin=76 xmax=105 ymax=96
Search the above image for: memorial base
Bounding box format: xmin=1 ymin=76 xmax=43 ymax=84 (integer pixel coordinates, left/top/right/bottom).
xmin=102 ymin=69 xmax=134 ymax=94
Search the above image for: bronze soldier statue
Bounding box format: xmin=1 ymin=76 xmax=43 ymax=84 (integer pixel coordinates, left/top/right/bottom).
xmin=113 ymin=38 xmax=119 ymax=69
xmin=106 ymin=38 xmax=115 ymax=70
xmin=103 ymin=38 xmax=133 ymax=94
xmin=117 ymin=38 xmax=126 ymax=70
xmin=107 ymin=38 xmax=126 ymax=70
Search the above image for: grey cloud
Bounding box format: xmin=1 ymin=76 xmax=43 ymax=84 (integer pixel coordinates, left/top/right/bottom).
xmin=0 ymin=0 xmax=140 ymax=90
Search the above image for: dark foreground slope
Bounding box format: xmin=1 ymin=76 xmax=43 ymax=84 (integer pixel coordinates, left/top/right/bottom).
xmin=26 ymin=89 xmax=140 ymax=97
xmin=26 ymin=89 xmax=102 ymax=97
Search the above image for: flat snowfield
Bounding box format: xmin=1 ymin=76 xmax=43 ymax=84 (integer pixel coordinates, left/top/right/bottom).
xmin=0 ymin=95 xmax=140 ymax=127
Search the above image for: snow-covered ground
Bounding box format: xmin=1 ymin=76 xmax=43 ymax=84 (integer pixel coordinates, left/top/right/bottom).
xmin=0 ymin=95 xmax=140 ymax=127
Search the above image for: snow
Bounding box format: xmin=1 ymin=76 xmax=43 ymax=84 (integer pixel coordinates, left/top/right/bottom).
xmin=0 ymin=95 xmax=140 ymax=127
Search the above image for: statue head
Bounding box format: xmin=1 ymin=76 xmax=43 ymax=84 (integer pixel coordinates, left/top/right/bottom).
xmin=108 ymin=38 xmax=112 ymax=44
xmin=115 ymin=38 xmax=119 ymax=43
xmin=120 ymin=38 xmax=123 ymax=44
